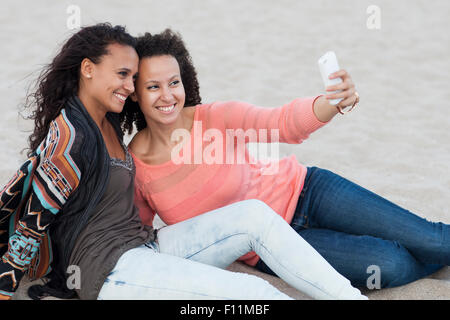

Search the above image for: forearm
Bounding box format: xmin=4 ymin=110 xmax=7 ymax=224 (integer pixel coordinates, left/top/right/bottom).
xmin=213 ymin=97 xmax=331 ymax=144
xmin=312 ymin=95 xmax=339 ymax=123
xmin=0 ymin=211 xmax=55 ymax=298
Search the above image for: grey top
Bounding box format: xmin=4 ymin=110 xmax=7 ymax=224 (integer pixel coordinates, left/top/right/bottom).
xmin=69 ymin=147 xmax=156 ymax=300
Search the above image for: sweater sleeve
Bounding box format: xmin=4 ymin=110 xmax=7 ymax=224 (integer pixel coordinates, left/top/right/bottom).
xmin=208 ymin=95 xmax=328 ymax=144
xmin=0 ymin=115 xmax=82 ymax=299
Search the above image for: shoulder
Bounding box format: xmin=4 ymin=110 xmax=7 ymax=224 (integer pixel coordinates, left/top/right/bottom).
xmin=43 ymin=110 xmax=83 ymax=156
xmin=39 ymin=109 xmax=83 ymax=180
xmin=128 ymin=129 xmax=147 ymax=156
xmin=48 ymin=109 xmax=79 ymax=143
xmin=182 ymin=105 xmax=197 ymax=118
xmin=196 ymin=101 xmax=247 ymax=113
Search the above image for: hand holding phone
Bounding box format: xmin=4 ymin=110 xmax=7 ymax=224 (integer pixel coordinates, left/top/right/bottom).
xmin=318 ymin=51 xmax=342 ymax=106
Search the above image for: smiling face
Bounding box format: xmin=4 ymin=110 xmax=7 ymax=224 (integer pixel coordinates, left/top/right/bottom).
xmin=80 ymin=43 xmax=139 ymax=115
xmin=132 ymin=55 xmax=186 ymax=127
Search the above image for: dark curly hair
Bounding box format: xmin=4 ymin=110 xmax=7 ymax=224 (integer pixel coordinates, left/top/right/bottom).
xmin=24 ymin=23 xmax=136 ymax=156
xmin=120 ymin=29 xmax=201 ymax=134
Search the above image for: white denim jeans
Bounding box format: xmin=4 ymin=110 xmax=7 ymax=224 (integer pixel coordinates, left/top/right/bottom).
xmin=97 ymin=200 xmax=367 ymax=300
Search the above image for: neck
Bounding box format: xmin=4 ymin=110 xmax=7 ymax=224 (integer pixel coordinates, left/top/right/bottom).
xmin=78 ymin=90 xmax=108 ymax=129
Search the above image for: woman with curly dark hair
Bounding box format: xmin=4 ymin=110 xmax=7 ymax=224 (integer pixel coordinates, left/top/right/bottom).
xmin=0 ymin=22 xmax=150 ymax=300
xmin=0 ymin=23 xmax=365 ymax=300
xmin=123 ymin=29 xmax=448 ymax=295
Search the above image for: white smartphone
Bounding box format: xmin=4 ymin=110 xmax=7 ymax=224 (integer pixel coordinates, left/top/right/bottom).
xmin=318 ymin=51 xmax=342 ymax=106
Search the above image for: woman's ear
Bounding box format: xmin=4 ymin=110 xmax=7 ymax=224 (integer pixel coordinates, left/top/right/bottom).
xmin=80 ymin=58 xmax=94 ymax=79
xmin=130 ymin=92 xmax=138 ymax=102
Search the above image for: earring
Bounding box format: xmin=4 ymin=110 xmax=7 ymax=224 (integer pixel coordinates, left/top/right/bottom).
xmin=86 ymin=74 xmax=92 ymax=79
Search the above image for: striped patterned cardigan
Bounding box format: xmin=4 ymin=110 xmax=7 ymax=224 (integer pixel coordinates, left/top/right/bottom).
xmin=0 ymin=96 xmax=117 ymax=299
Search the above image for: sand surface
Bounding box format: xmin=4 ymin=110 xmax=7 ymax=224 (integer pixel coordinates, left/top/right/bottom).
xmin=1 ymin=0 xmax=449 ymax=300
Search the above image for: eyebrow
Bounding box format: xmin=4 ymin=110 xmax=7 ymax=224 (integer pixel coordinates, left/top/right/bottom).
xmin=117 ymin=67 xmax=133 ymax=72
xmin=144 ymin=74 xmax=180 ymax=85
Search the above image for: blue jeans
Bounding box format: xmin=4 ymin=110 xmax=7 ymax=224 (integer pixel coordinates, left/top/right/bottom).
xmin=97 ymin=199 xmax=367 ymax=300
xmin=256 ymin=167 xmax=448 ymax=288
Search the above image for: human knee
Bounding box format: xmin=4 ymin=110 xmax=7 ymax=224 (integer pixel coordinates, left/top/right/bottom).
xmin=371 ymin=242 xmax=424 ymax=288
xmin=234 ymin=199 xmax=279 ymax=236
xmin=243 ymin=199 xmax=277 ymax=219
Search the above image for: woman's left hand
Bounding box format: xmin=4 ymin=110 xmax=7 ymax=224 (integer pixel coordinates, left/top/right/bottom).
xmin=325 ymin=69 xmax=359 ymax=110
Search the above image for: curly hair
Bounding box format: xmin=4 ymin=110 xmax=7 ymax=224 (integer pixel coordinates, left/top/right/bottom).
xmin=120 ymin=29 xmax=202 ymax=134
xmin=24 ymin=23 xmax=136 ymax=156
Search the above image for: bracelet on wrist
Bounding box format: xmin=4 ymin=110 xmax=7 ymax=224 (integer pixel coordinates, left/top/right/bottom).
xmin=336 ymin=92 xmax=359 ymax=115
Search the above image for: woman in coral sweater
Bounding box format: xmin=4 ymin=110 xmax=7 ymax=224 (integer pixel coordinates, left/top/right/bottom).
xmin=121 ymin=29 xmax=449 ymax=291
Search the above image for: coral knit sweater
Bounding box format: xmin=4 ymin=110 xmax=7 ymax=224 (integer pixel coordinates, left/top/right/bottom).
xmin=131 ymin=95 xmax=328 ymax=266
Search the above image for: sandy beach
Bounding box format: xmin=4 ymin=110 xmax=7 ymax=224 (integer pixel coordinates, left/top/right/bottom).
xmin=1 ymin=0 xmax=449 ymax=300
